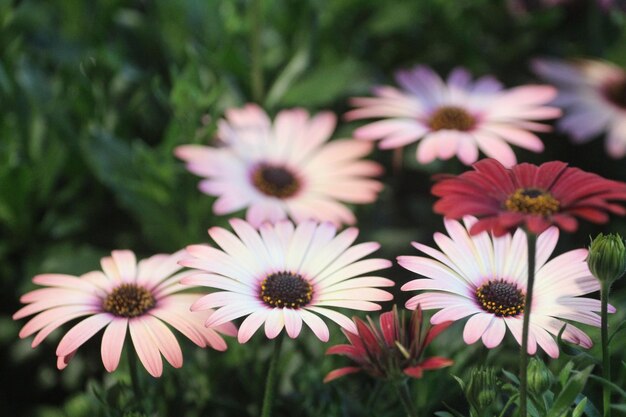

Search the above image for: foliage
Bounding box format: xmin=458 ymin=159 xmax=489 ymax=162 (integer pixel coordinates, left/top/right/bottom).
xmin=1 ymin=0 xmax=626 ymax=416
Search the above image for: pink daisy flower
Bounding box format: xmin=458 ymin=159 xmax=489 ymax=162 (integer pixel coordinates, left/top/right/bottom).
xmin=398 ymin=217 xmax=612 ymax=358
xmin=346 ymin=65 xmax=560 ymax=167
xmin=533 ymin=58 xmax=626 ymax=158
xmin=175 ymin=104 xmax=383 ymax=228
xmin=179 ymin=219 xmax=394 ymax=343
xmin=13 ymin=250 xmax=237 ymax=377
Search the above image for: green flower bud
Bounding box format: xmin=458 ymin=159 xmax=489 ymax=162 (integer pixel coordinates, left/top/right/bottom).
xmin=465 ymin=367 xmax=498 ymax=413
xmin=527 ymin=357 xmax=553 ymax=395
xmin=588 ymin=233 xmax=626 ymax=286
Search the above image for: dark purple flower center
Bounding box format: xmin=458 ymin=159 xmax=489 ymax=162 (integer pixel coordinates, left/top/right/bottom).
xmin=604 ymin=77 xmax=626 ymax=109
xmin=476 ymin=279 xmax=525 ymax=317
xmin=103 ymin=284 xmax=155 ymax=317
xmin=251 ymin=163 xmax=300 ymax=199
xmin=260 ymin=272 xmax=313 ymax=308
xmin=429 ymin=106 xmax=476 ymax=131
xmin=504 ymin=188 xmax=560 ymax=216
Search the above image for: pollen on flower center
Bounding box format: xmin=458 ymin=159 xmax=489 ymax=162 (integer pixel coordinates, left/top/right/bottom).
xmin=428 ymin=106 xmax=476 ymax=131
xmin=604 ymin=77 xmax=626 ymax=109
xmin=251 ymin=163 xmax=301 ymax=199
xmin=260 ymin=271 xmax=313 ymax=308
xmin=475 ymin=279 xmax=525 ymax=317
xmin=103 ymin=284 xmax=155 ymax=318
xmin=504 ymin=188 xmax=560 ymax=216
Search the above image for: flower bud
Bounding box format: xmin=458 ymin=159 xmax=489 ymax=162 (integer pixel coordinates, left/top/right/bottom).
xmin=465 ymin=367 xmax=498 ymax=413
xmin=527 ymin=357 xmax=552 ymax=395
xmin=588 ymin=233 xmax=626 ymax=286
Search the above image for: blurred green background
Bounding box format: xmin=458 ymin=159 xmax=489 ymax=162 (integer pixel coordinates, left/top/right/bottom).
xmin=1 ymin=0 xmax=626 ymax=416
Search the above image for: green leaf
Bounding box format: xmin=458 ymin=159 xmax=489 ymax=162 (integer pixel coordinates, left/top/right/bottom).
xmin=572 ymin=397 xmax=587 ymax=417
xmin=451 ymin=374 xmax=465 ymax=391
xmin=584 ymin=374 xmax=626 ymax=398
xmin=441 ymin=402 xmax=468 ymax=417
xmin=547 ymin=365 xmax=593 ymax=417
xmin=608 ymin=320 xmax=626 ymax=345
xmin=501 ymin=369 xmax=520 ymax=385
xmin=265 ymin=43 xmax=311 ymax=109
xmin=558 ymin=361 xmax=575 ymax=387
xmin=280 ymin=58 xmax=370 ymax=107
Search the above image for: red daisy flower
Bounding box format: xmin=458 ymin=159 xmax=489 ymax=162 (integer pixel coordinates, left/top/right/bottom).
xmin=323 ymin=306 xmax=452 ymax=382
xmin=432 ymin=158 xmax=626 ymax=236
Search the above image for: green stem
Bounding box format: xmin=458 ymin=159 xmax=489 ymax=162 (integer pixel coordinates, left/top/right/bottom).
xmin=519 ymin=231 xmax=537 ymax=417
xmin=250 ymin=0 xmax=264 ymax=103
xmin=498 ymin=394 xmax=518 ymax=417
xmin=126 ymin=346 xmax=149 ymax=414
xmin=261 ymin=334 xmax=284 ymax=417
xmin=601 ymin=282 xmax=611 ymax=417
xmin=392 ymin=379 xmax=418 ymax=417
xmin=127 ymin=346 xmax=142 ymax=400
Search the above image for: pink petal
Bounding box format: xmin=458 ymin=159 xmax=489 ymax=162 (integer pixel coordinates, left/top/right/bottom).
xmin=264 ymin=308 xmax=285 ymax=339
xmin=532 ymin=325 xmax=559 ymax=358
xmin=306 ymin=307 xmax=357 ymax=334
xmin=57 ymin=350 xmax=76 ymax=370
xmin=283 ymin=309 xmax=303 ymax=339
xmin=463 ymin=313 xmax=492 ymax=344
xmin=238 ymin=309 xmax=270 ymax=343
xmin=111 ymin=250 xmax=137 ymax=283
xmin=150 ymin=307 xmax=207 ymax=347
xmin=204 ymin=303 xmax=261 ymax=327
xmin=299 ymin=309 xmax=330 ymax=342
xmin=129 ymin=318 xmax=163 ymax=377
xmin=481 ymin=317 xmax=506 ymax=348
xmin=31 ymin=309 xmax=99 ymax=348
xmin=32 ymin=274 xmax=96 ymax=291
xmin=101 ymin=318 xmax=128 ymax=372
xmin=19 ymin=305 xmax=98 ymax=339
xmin=100 ymin=256 xmax=122 ymax=282
xmin=143 ymin=316 xmax=183 ymax=369
xmin=56 ymin=313 xmax=113 ymax=357
xmin=473 ymin=132 xmax=517 ymax=168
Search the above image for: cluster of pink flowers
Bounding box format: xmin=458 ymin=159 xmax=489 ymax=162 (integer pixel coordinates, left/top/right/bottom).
xmin=13 ymin=61 xmax=626 ymax=394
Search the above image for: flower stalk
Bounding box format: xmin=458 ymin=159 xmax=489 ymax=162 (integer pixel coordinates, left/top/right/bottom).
xmin=392 ymin=378 xmax=418 ymax=417
xmin=519 ymin=231 xmax=537 ymax=417
xmin=261 ymin=334 xmax=285 ymax=417
xmin=601 ymin=281 xmax=611 ymax=417
xmin=587 ymin=232 xmax=626 ymax=417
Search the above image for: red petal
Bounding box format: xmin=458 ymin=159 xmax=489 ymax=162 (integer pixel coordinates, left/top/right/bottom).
xmin=355 ymin=318 xmax=382 ymax=356
xmin=525 ymin=215 xmax=551 ymax=235
xmin=403 ymin=365 xmax=424 ymax=379
xmin=419 ymin=356 xmax=454 ymax=370
xmin=552 ymin=214 xmax=578 ymax=232
xmin=379 ymin=310 xmax=398 ymax=347
xmin=326 ymin=344 xmax=365 ymax=361
xmin=535 ymin=160 xmax=568 ymax=189
xmin=324 ymin=367 xmax=362 ymax=383
xmin=423 ymin=321 xmax=453 ymax=348
xmin=510 ymin=162 xmax=541 ymax=188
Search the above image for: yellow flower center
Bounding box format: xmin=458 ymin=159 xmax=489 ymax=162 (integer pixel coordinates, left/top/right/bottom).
xmin=251 ymin=163 xmax=300 ymax=199
xmin=504 ymin=188 xmax=560 ymax=216
xmin=103 ymin=284 xmax=155 ymax=318
xmin=429 ymin=106 xmax=476 ymax=131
